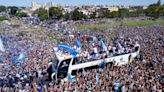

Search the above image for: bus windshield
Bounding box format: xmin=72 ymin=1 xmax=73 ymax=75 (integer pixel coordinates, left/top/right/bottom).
xmin=57 ymin=59 xmax=71 ymax=79
xmin=52 ymin=60 xmax=59 ymax=70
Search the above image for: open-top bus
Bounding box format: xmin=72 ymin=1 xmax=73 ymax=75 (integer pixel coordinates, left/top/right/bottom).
xmin=48 ymin=44 xmax=140 ymax=82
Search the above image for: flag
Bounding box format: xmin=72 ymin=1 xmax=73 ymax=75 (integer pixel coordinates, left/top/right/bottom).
xmin=57 ymin=43 xmax=77 ymax=57
xmin=114 ymin=81 xmax=120 ymax=91
xmin=67 ymin=73 xmax=72 ymax=82
xmin=0 ymin=38 xmax=5 ymax=52
xmin=96 ymin=72 xmax=99 ymax=85
xmin=53 ymin=47 xmax=58 ymax=52
xmin=17 ymin=53 xmax=25 ymax=61
xmin=98 ymin=61 xmax=106 ymax=68
xmin=75 ymin=38 xmax=81 ymax=49
xmin=99 ymin=40 xmax=107 ymax=51
xmin=74 ymin=38 xmax=81 ymax=52
xmin=11 ymin=54 xmax=17 ymax=62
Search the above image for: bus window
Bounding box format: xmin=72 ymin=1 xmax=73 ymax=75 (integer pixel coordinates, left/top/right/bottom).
xmin=57 ymin=59 xmax=71 ymax=79
xmin=135 ymin=46 xmax=139 ymax=51
xmin=71 ymin=70 xmax=77 ymax=76
xmin=72 ymin=58 xmax=80 ymax=65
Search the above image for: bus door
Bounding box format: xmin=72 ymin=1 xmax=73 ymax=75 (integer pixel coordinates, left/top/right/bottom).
xmin=57 ymin=58 xmax=72 ymax=79
xmin=70 ymin=58 xmax=80 ymax=76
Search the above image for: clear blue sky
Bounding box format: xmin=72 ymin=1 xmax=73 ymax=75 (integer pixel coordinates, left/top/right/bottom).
xmin=0 ymin=0 xmax=163 ymax=6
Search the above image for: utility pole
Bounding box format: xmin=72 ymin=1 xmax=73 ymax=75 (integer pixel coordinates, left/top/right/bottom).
xmin=47 ymin=8 xmax=49 ymax=19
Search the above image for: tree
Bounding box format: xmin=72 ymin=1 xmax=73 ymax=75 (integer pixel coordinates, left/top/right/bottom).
xmin=157 ymin=0 xmax=161 ymax=6
xmin=118 ymin=8 xmax=129 ymax=18
xmin=109 ymin=11 xmax=119 ymax=18
xmin=70 ymin=8 xmax=86 ymax=20
xmin=49 ymin=7 xmax=63 ymax=19
xmin=0 ymin=6 xmax=7 ymax=12
xmin=63 ymin=12 xmax=71 ymax=20
xmin=159 ymin=4 xmax=164 ymax=16
xmin=96 ymin=8 xmax=110 ymax=18
xmin=145 ymin=0 xmax=162 ymax=18
xmin=89 ymin=11 xmax=96 ymax=19
xmin=0 ymin=16 xmax=8 ymax=21
xmin=129 ymin=6 xmax=145 ymax=17
xmin=15 ymin=11 xmax=28 ymax=17
xmin=8 ymin=6 xmax=19 ymax=15
xmin=145 ymin=4 xmax=159 ymax=18
xmin=33 ymin=8 xmax=48 ymax=21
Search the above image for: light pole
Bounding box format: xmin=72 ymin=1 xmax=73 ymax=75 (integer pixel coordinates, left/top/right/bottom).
xmin=47 ymin=8 xmax=50 ymax=19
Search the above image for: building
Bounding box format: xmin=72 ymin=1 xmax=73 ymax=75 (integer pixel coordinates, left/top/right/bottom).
xmin=79 ymin=5 xmax=96 ymax=15
xmin=106 ymin=6 xmax=119 ymax=12
xmin=31 ymin=2 xmax=53 ymax=11
xmin=62 ymin=5 xmax=77 ymax=14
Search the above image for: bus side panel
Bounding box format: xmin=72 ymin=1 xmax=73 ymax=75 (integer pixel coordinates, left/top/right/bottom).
xmin=70 ymin=51 xmax=139 ymax=70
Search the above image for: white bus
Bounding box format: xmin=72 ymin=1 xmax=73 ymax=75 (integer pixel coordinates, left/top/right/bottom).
xmin=48 ymin=44 xmax=140 ymax=81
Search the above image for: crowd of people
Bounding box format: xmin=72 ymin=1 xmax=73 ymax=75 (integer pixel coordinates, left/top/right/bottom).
xmin=0 ymin=18 xmax=163 ymax=92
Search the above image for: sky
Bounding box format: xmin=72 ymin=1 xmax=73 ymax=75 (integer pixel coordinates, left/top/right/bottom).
xmin=0 ymin=0 xmax=163 ymax=7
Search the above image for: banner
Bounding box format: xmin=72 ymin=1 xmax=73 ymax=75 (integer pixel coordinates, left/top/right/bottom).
xmin=57 ymin=43 xmax=78 ymax=57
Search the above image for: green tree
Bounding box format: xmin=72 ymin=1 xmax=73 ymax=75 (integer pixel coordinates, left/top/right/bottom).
xmin=49 ymin=7 xmax=63 ymax=19
xmin=96 ymin=8 xmax=110 ymax=18
xmin=118 ymin=8 xmax=129 ymax=18
xmin=159 ymin=4 xmax=164 ymax=16
xmin=15 ymin=11 xmax=28 ymax=17
xmin=70 ymin=8 xmax=86 ymax=20
xmin=89 ymin=11 xmax=96 ymax=19
xmin=145 ymin=4 xmax=159 ymax=18
xmin=145 ymin=0 xmax=162 ymax=18
xmin=0 ymin=6 xmax=7 ymax=12
xmin=157 ymin=0 xmax=161 ymax=6
xmin=0 ymin=16 xmax=8 ymax=21
xmin=33 ymin=8 xmax=48 ymax=21
xmin=8 ymin=6 xmax=19 ymax=15
xmin=109 ymin=11 xmax=119 ymax=18
xmin=129 ymin=6 xmax=145 ymax=17
xmin=63 ymin=12 xmax=71 ymax=20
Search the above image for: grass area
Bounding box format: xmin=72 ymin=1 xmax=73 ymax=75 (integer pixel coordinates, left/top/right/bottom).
xmin=0 ymin=16 xmax=8 ymax=21
xmin=9 ymin=18 xmax=23 ymax=25
xmin=122 ymin=19 xmax=164 ymax=26
xmin=76 ymin=19 xmax=164 ymax=30
xmin=76 ymin=22 xmax=121 ymax=30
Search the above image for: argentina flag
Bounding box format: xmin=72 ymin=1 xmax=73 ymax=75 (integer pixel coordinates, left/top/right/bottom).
xmin=99 ymin=40 xmax=107 ymax=51
xmin=0 ymin=38 xmax=5 ymax=52
xmin=74 ymin=38 xmax=81 ymax=52
xmin=76 ymin=38 xmax=81 ymax=48
xmin=57 ymin=43 xmax=78 ymax=57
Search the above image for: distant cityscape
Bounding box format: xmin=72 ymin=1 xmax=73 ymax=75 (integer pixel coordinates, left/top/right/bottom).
xmin=21 ymin=2 xmax=148 ymax=17
xmin=0 ymin=0 xmax=163 ymax=21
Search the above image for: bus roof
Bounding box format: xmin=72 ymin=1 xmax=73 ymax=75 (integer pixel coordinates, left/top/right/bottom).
xmin=55 ymin=51 xmax=77 ymax=61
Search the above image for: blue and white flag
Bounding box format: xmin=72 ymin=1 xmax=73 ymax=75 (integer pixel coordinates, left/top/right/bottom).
xmin=11 ymin=54 xmax=17 ymax=62
xmin=75 ymin=38 xmax=81 ymax=49
xmin=17 ymin=53 xmax=25 ymax=61
xmin=67 ymin=73 xmax=72 ymax=82
xmin=114 ymin=81 xmax=120 ymax=91
xmin=99 ymin=40 xmax=107 ymax=51
xmin=0 ymin=38 xmax=5 ymax=52
xmin=53 ymin=47 xmax=58 ymax=52
xmin=74 ymin=38 xmax=81 ymax=52
xmin=98 ymin=61 xmax=106 ymax=68
xmin=57 ymin=43 xmax=78 ymax=57
xmin=96 ymin=72 xmax=99 ymax=85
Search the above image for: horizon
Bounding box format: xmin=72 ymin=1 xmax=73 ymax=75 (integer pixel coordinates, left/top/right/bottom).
xmin=0 ymin=0 xmax=163 ymax=7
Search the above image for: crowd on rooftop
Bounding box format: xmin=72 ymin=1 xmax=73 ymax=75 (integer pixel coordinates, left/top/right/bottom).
xmin=0 ymin=18 xmax=163 ymax=92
